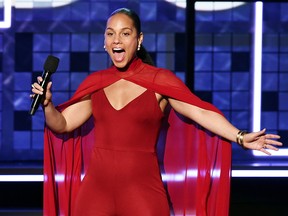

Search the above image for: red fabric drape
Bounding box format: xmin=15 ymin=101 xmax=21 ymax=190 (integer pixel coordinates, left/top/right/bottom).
xmin=43 ymin=58 xmax=231 ymax=216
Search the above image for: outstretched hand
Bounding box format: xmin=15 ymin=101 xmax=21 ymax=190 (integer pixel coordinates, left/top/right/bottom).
xmin=30 ymin=76 xmax=53 ymax=107
xmin=243 ymin=129 xmax=282 ymax=155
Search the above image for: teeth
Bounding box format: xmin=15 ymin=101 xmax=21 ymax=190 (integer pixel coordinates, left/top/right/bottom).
xmin=113 ymin=48 xmax=124 ymax=53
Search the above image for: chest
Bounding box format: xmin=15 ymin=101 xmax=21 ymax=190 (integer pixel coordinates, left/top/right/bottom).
xmin=103 ymin=79 xmax=147 ymax=110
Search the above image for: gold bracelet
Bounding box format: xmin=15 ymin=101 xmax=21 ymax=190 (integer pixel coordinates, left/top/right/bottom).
xmin=236 ymin=130 xmax=247 ymax=149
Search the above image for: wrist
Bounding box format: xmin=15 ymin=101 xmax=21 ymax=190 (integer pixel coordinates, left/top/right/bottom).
xmin=236 ymin=130 xmax=248 ymax=150
xmin=42 ymin=100 xmax=53 ymax=109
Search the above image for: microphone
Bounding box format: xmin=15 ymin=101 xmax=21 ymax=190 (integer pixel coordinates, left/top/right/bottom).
xmin=30 ymin=55 xmax=59 ymax=115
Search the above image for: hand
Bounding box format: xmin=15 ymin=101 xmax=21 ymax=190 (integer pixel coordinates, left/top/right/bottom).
xmin=30 ymin=76 xmax=53 ymax=107
xmin=243 ymin=128 xmax=283 ymax=155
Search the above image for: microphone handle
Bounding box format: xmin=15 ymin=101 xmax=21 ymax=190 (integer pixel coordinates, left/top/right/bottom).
xmin=29 ymin=71 xmax=52 ymax=115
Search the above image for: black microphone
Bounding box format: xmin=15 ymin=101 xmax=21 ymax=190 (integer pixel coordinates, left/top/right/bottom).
xmin=30 ymin=55 xmax=59 ymax=115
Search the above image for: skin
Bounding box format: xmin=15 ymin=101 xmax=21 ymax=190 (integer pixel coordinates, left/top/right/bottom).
xmin=31 ymin=13 xmax=282 ymax=155
xmin=104 ymin=13 xmax=143 ymax=69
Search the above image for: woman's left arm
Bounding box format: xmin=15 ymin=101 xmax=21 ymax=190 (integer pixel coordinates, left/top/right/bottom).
xmin=168 ymin=98 xmax=282 ymax=155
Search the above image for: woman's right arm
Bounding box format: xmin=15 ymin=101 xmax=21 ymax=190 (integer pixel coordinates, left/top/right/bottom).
xmin=31 ymin=78 xmax=92 ymax=133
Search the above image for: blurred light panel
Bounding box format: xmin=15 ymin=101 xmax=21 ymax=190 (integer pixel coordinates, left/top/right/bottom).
xmin=252 ymin=1 xmax=263 ymax=133
xmin=1 ymin=170 xmax=288 ymax=182
xmin=0 ymin=0 xmax=11 ymax=28
xmin=165 ymin=1 xmax=246 ymax=10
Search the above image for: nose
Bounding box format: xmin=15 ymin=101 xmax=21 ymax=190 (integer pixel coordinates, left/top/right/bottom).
xmin=113 ymin=34 xmax=121 ymax=44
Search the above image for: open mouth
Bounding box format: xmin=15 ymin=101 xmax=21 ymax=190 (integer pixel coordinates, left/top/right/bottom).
xmin=113 ymin=47 xmax=125 ymax=53
xmin=112 ymin=48 xmax=125 ymax=62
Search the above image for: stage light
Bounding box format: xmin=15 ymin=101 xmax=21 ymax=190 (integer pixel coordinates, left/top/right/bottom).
xmin=251 ymin=2 xmax=288 ymax=157
xmin=0 ymin=0 xmax=11 ymax=28
xmin=0 ymin=0 xmax=76 ymax=28
xmin=232 ymin=170 xmax=288 ymax=177
xmin=1 ymin=169 xmax=288 ymax=182
xmin=164 ymin=1 xmax=246 ymax=10
xmin=0 ymin=175 xmax=43 ymax=182
xmin=252 ymin=1 xmax=263 ymax=133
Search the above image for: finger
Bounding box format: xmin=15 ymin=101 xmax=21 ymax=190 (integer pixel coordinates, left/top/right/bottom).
xmin=265 ymin=134 xmax=281 ymax=139
xmin=37 ymin=76 xmax=43 ymax=83
xmin=259 ymin=128 xmax=266 ymax=135
xmin=32 ymin=82 xmax=44 ymax=92
xmin=264 ymin=144 xmax=280 ymax=151
xmin=253 ymin=128 xmax=266 ymax=137
xmin=265 ymin=139 xmax=283 ymax=146
xmin=31 ymin=87 xmax=43 ymax=95
xmin=46 ymin=81 xmax=52 ymax=90
xmin=31 ymin=83 xmax=40 ymax=90
xmin=259 ymin=147 xmax=272 ymax=155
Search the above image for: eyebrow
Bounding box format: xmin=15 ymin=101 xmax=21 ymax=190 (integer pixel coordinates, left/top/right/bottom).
xmin=105 ymin=27 xmax=133 ymax=31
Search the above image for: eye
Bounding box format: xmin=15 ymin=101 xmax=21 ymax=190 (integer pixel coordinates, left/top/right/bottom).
xmin=122 ymin=32 xmax=130 ymax=37
xmin=106 ymin=31 xmax=113 ymax=36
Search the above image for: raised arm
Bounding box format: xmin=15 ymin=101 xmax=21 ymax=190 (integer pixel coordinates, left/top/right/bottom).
xmin=168 ymin=98 xmax=282 ymax=155
xmin=31 ymin=77 xmax=92 ymax=133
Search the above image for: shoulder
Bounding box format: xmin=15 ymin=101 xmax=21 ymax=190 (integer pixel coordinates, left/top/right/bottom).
xmin=141 ymin=62 xmax=177 ymax=78
xmin=147 ymin=65 xmax=183 ymax=84
xmin=88 ymin=67 xmax=113 ymax=77
xmin=83 ymin=67 xmax=114 ymax=82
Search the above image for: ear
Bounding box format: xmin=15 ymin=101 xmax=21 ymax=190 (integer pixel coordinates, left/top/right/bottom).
xmin=103 ymin=36 xmax=106 ymax=49
xmin=138 ymin=32 xmax=144 ymax=46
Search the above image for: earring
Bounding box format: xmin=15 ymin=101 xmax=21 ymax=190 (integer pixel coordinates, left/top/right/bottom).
xmin=104 ymin=45 xmax=106 ymax=51
xmin=137 ymin=44 xmax=141 ymax=51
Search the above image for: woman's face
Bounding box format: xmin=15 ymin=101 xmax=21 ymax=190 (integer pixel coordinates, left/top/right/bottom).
xmin=104 ymin=13 xmax=143 ymax=69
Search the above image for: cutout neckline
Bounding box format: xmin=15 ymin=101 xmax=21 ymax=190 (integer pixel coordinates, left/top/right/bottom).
xmin=102 ymin=89 xmax=148 ymax=111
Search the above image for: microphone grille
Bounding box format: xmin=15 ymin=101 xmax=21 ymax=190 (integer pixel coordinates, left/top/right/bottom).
xmin=44 ymin=55 xmax=60 ymax=73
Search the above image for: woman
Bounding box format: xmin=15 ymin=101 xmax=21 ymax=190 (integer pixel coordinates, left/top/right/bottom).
xmin=31 ymin=8 xmax=282 ymax=216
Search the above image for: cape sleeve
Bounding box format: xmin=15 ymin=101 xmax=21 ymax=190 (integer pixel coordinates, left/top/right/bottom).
xmin=158 ymin=69 xmax=231 ymax=216
xmin=43 ymin=66 xmax=231 ymax=216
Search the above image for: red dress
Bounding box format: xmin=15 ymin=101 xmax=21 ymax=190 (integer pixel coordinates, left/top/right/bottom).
xmin=72 ymin=89 xmax=170 ymax=215
xmin=44 ymin=58 xmax=231 ymax=216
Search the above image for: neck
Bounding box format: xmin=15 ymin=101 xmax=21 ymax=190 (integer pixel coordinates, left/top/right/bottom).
xmin=116 ymin=57 xmax=138 ymax=72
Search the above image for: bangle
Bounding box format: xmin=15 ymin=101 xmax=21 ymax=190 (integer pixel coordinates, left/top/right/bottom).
xmin=236 ymin=130 xmax=247 ymax=149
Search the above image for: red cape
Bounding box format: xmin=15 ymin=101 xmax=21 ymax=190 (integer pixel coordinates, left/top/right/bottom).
xmin=43 ymin=58 xmax=231 ymax=216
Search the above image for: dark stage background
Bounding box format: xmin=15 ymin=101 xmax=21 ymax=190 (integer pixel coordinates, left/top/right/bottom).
xmin=0 ymin=1 xmax=287 ymax=215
